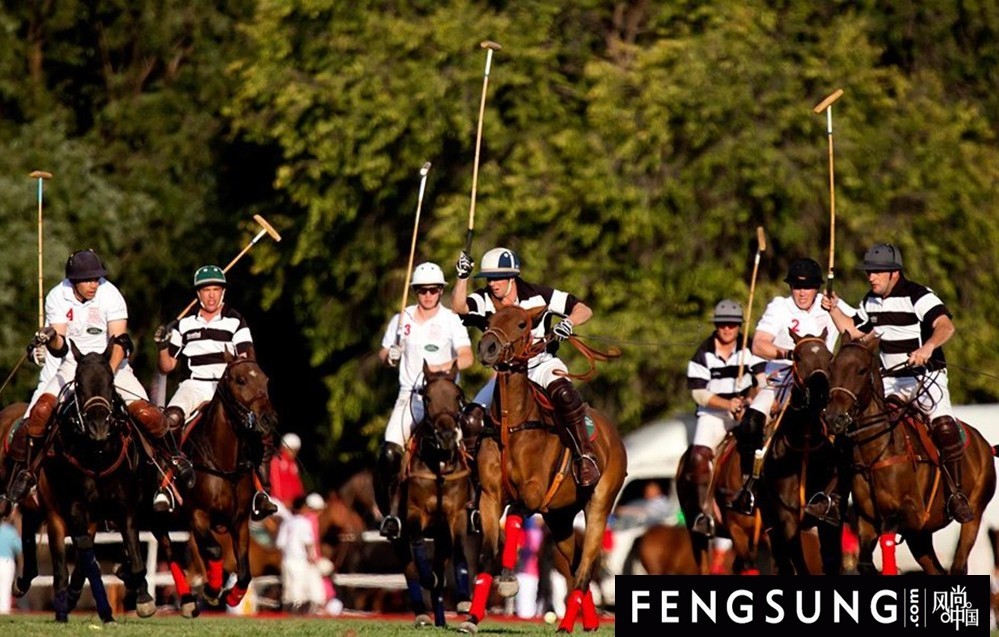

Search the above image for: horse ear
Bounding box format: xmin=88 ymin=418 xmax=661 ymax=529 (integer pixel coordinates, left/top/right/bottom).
xmin=70 ymin=339 xmax=83 ymax=361
xmin=819 ymin=327 xmax=828 ymax=341
xmin=423 ymin=360 xmax=432 ymax=377
xmin=789 ymin=328 xmax=801 ymax=344
xmin=841 ymin=329 xmax=853 ymax=345
xmin=223 ymin=348 xmax=235 ymax=364
xmin=864 ymin=333 xmax=881 ymax=352
xmin=102 ymin=339 xmax=114 ymax=361
xmin=449 ymin=359 xmax=458 ymax=379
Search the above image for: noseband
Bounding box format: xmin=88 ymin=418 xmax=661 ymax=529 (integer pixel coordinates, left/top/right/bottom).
xmin=217 ymin=359 xmax=272 ymax=433
xmin=482 ymin=308 xmax=545 ymax=366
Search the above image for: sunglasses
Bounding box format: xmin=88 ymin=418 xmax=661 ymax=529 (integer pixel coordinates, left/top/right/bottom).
xmin=416 ymin=287 xmax=442 ymax=295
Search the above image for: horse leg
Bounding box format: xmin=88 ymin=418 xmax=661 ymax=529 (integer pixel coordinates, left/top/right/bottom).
xmin=157 ymin=525 xmax=198 ymax=618
xmin=191 ymin=511 xmax=225 ymax=608
xmin=950 ymin=514 xmax=984 ymax=575
xmin=224 ymin=518 xmax=253 ymax=607
xmin=75 ymin=538 xmax=115 ymax=623
xmin=816 ymin=522 xmax=843 ymax=575
xmin=854 ymin=517 xmax=880 ymax=575
xmin=451 ymin=519 xmax=472 ymax=613
xmin=904 ymin=531 xmax=945 ymax=575
xmin=567 ymin=504 xmax=610 ymax=633
xmin=431 ymin=530 xmax=451 ymax=627
xmin=460 ymin=483 xmax=503 ymax=633
xmin=14 ymin=507 xmax=45 ymax=596
xmin=497 ymin=510 xmax=524 ymax=598
xmin=121 ymin=511 xmax=156 ymax=618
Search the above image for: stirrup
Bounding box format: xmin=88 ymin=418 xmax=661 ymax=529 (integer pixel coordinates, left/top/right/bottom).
xmin=946 ymin=492 xmax=974 ymax=524
xmin=8 ymin=469 xmax=37 ymax=503
xmin=152 ymin=488 xmax=175 ymax=514
xmin=803 ymin=492 xmax=842 ymax=526
xmin=467 ymin=508 xmax=482 ymax=535
xmin=251 ymin=491 xmax=277 ymax=521
xmin=728 ymin=479 xmax=756 ymax=516
xmin=379 ymin=515 xmax=402 ymax=540
xmin=691 ymin=513 xmax=715 ymax=538
xmin=572 ymin=454 xmax=601 ymax=488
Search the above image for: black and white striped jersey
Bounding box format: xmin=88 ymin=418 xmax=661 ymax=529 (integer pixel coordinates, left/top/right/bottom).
xmin=852 ymin=277 xmax=951 ymax=371
xmin=686 ymin=333 xmax=765 ymax=400
xmin=462 ymin=278 xmax=580 ymax=356
xmin=165 ymin=304 xmax=254 ymax=381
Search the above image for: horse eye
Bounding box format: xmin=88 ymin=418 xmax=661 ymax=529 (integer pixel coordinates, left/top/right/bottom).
xmin=518 ymin=321 xmax=527 ymax=329
xmin=236 ymin=376 xmax=247 ymax=386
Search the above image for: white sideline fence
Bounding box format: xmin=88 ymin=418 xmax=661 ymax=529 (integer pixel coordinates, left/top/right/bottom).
xmin=32 ymin=530 xmax=407 ymax=592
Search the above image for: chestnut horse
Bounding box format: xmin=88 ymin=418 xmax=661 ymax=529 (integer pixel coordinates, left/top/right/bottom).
xmin=151 ymin=352 xmax=279 ymax=616
xmin=390 ymin=361 xmax=473 ymax=627
xmin=823 ymin=333 xmax=997 ymax=574
xmin=462 ymin=305 xmax=626 ymax=634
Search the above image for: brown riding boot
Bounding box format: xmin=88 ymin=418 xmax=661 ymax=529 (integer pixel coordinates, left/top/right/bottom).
xmin=688 ymin=445 xmax=715 ymax=537
xmin=729 ymin=408 xmax=765 ymax=515
xmin=548 ymin=378 xmax=600 ymax=488
xmin=930 ymin=416 xmax=974 ymax=523
xmin=459 ymin=403 xmax=487 ymax=534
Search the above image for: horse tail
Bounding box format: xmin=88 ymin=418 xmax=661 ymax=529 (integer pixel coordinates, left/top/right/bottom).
xmin=622 ymin=534 xmax=643 ymax=575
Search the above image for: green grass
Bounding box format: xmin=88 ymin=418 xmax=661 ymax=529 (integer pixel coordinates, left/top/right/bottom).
xmin=0 ymin=614 xmax=617 ymax=637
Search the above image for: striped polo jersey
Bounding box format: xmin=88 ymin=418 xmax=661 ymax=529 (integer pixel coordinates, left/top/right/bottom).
xmin=165 ymin=305 xmax=253 ymax=381
xmin=463 ymin=278 xmax=580 ymax=357
xmin=852 ymin=277 xmax=951 ymax=372
xmin=687 ymin=334 xmax=765 ymax=411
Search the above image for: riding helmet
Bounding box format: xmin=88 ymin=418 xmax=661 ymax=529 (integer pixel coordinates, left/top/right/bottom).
xmin=858 ymin=243 xmax=903 ymax=272
xmin=783 ymin=258 xmax=823 ymax=289
xmin=194 ymin=265 xmax=227 ymax=288
xmin=65 ymin=249 xmax=108 ymax=282
xmin=476 ymin=247 xmax=521 ymax=280
xmin=410 ymin=262 xmax=446 ymax=287
xmin=712 ymin=299 xmax=744 ymax=324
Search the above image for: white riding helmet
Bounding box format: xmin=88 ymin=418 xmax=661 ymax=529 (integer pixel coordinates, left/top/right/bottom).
xmin=282 ymin=432 xmax=302 ymax=451
xmin=411 ymin=262 xmax=446 ymax=287
xmin=476 ymin=247 xmax=521 ymax=279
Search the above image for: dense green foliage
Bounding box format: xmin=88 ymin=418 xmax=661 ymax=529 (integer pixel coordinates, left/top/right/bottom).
xmin=1 ymin=1 xmax=998 ymax=486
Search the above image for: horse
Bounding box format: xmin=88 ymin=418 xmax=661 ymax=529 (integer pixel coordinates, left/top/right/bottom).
xmin=822 ymin=332 xmax=997 ymax=574
xmin=462 ymin=305 xmax=627 ymax=634
xmin=676 ymin=436 xmax=771 ymax=574
xmin=151 ymin=351 xmax=279 ymax=616
xmin=9 ymin=340 xmax=157 ymax=620
xmin=0 ymin=401 xmax=117 ymax=623
xmin=389 ymin=360 xmax=473 ymax=627
xmin=754 ymin=329 xmax=842 ymax=574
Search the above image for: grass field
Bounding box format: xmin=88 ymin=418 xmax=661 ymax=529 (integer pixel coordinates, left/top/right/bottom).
xmin=0 ymin=612 xmax=617 ymax=637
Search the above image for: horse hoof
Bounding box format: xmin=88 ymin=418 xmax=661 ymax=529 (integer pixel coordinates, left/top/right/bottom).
xmin=456 ymin=601 xmax=472 ymax=614
xmin=13 ymin=579 xmax=29 ymax=598
xmin=56 ymin=613 xmax=68 ymax=623
xmin=414 ymin=613 xmax=432 ymax=627
xmin=136 ymin=599 xmax=157 ymax=618
xmin=458 ymin=620 xmax=479 ymax=634
xmin=497 ymin=577 xmax=519 ymax=598
xmin=181 ymin=600 xmax=199 ymax=619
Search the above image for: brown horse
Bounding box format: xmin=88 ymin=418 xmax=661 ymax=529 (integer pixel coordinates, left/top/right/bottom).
xmin=462 ymin=305 xmax=627 ymax=634
xmin=0 ymin=402 xmax=114 ymax=623
xmin=823 ymin=333 xmax=997 ymax=574
xmin=676 ymin=437 xmax=771 ymax=574
xmin=152 ymin=351 xmax=279 ymax=615
xmin=390 ymin=361 xmax=473 ymax=627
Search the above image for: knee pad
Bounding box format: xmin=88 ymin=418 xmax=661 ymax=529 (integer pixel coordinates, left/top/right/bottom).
xmin=930 ymin=416 xmax=965 ymax=462
xmin=548 ymin=378 xmax=582 ymax=411
xmin=26 ymin=394 xmax=57 ymax=437
xmin=689 ymin=445 xmax=714 ymax=480
xmin=459 ymin=403 xmax=486 ymax=439
xmin=378 ymin=441 xmax=405 ymax=471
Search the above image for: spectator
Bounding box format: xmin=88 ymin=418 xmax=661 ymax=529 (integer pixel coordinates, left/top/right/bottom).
xmin=276 ymin=494 xmax=326 ymax=614
xmin=515 ymin=515 xmax=544 ymax=619
xmin=614 ymin=481 xmax=676 ymax=526
xmin=0 ymin=518 xmax=21 ymax=614
xmin=270 ymin=433 xmax=305 ymax=510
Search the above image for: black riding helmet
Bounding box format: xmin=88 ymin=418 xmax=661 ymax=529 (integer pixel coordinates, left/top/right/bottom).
xmin=783 ymin=258 xmax=823 ymax=289
xmin=65 ymin=249 xmax=108 ymax=282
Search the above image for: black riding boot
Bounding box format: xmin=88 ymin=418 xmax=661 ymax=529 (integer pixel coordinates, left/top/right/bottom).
xmin=377 ymin=441 xmax=405 ymax=539
xmin=548 ymin=378 xmax=600 ymax=488
xmin=459 ymin=403 xmax=486 ymax=535
xmin=729 ymin=409 xmax=765 ymax=515
xmin=931 ymin=416 xmax=973 ymax=523
xmin=688 ymin=445 xmax=715 ymax=537
xmin=161 ymin=429 xmax=195 ymax=489
xmin=252 ymin=452 xmax=278 ymax=521
xmin=0 ymin=432 xmax=40 ymax=518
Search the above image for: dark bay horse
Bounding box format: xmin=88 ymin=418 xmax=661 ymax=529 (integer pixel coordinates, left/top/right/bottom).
xmin=152 ymin=351 xmax=279 ymax=615
xmin=0 ymin=401 xmax=115 ymax=623
xmin=823 ymin=333 xmax=997 ymax=574
xmin=755 ymin=330 xmax=842 ymax=574
xmin=462 ymin=305 xmax=627 ymax=634
xmin=18 ymin=341 xmax=156 ymax=620
xmin=391 ymin=361 xmax=473 ymax=627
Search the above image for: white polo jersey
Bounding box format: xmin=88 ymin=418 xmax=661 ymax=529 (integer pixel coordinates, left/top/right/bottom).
xmin=46 ymin=278 xmax=128 ymax=361
xmin=754 ymin=294 xmax=844 ymax=375
xmin=380 ymin=305 xmax=471 ymax=389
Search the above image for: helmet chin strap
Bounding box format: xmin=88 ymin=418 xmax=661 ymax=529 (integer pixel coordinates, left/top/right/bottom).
xmin=499 ymin=279 xmax=515 ymax=301
xmin=199 ymin=289 xmax=225 ymax=312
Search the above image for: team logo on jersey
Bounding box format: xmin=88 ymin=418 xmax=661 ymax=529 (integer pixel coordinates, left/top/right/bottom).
xmin=424 ymin=344 xmax=440 ymax=352
xmin=86 ymin=327 xmax=103 ymax=335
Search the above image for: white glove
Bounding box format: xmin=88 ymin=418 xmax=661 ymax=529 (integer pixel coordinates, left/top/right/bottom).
xmin=552 ymin=318 xmax=574 ymax=341
xmin=456 ymin=252 xmax=474 ymax=280
xmin=387 ymin=345 xmax=402 ymax=367
xmin=31 ymin=326 xmax=56 ymax=347
xmin=31 ymin=345 xmax=47 ymax=367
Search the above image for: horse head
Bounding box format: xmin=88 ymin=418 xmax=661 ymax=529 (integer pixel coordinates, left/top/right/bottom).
xmin=416 ymin=360 xmax=465 ymax=457
xmin=823 ymin=331 xmax=882 ymax=435
xmin=789 ymin=328 xmax=832 ymax=410
xmin=67 ymin=339 xmax=119 ymax=443
xmin=218 ymin=350 xmax=279 ymax=437
xmin=478 ymin=305 xmax=546 ymax=367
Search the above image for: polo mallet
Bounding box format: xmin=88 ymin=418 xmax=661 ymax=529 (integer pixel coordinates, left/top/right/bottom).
xmin=396 ymin=162 xmax=432 ymax=346
xmin=736 ymin=226 xmax=767 ymax=384
xmin=30 ymin=170 xmax=53 ymax=331
xmin=813 ymin=88 xmax=843 ymax=295
xmin=464 ymin=40 xmax=502 ymax=255
xmin=174 ymin=214 xmax=283 ymax=320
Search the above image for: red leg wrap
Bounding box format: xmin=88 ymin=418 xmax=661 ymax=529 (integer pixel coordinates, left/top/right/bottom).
xmin=207 ymin=559 xmax=224 ymax=591
xmin=880 ymin=534 xmax=897 ymax=575
xmin=169 ymin=562 xmax=191 ymax=597
xmin=581 ymin=589 xmax=600 ymax=630
xmin=468 ymin=573 xmax=493 ymax=622
xmin=501 ymin=514 xmax=523 ymax=571
xmin=226 ymin=584 xmax=248 ymax=607
xmin=558 ymin=589 xmax=584 ymax=633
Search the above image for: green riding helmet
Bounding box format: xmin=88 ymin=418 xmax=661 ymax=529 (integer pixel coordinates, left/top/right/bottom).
xmin=194 ymin=265 xmax=227 ymax=289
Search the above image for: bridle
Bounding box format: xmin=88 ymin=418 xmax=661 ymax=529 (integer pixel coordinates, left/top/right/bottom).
xmin=217 ymin=358 xmax=272 ymax=434
xmin=480 ymin=306 xmax=544 ymax=367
